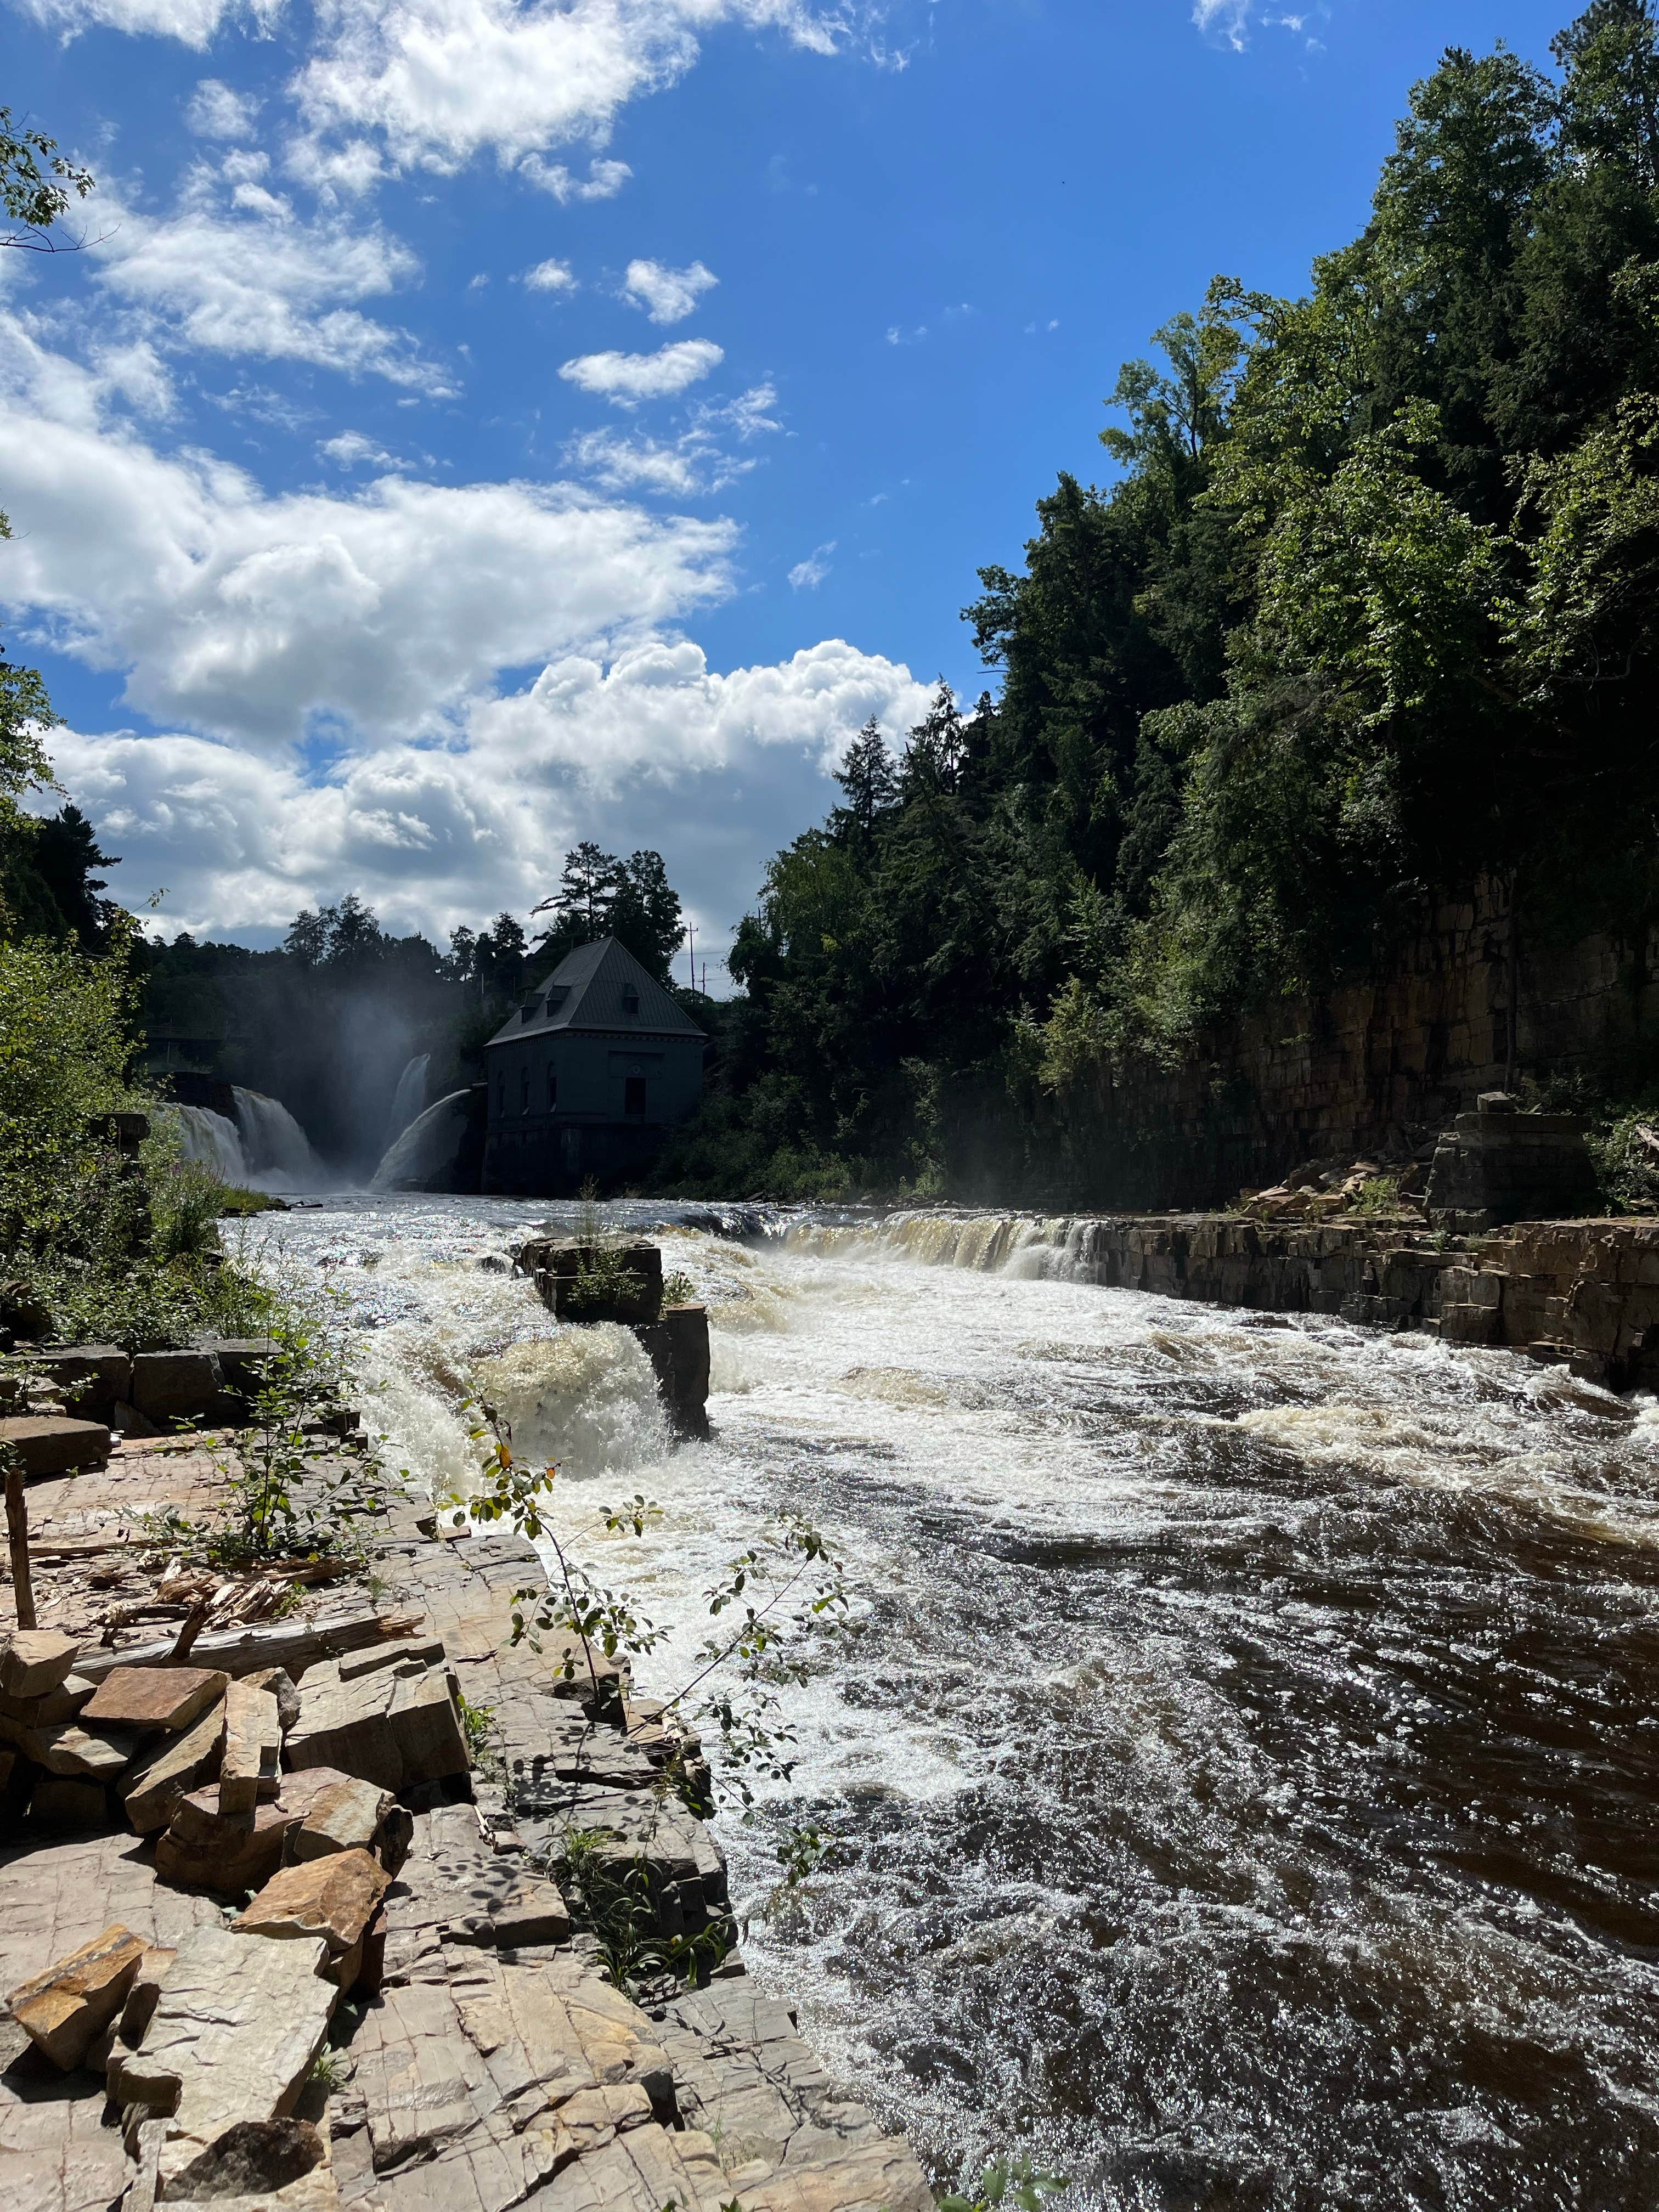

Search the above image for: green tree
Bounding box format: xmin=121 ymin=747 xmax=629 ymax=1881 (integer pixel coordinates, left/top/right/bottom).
xmin=1 ymin=106 xmax=93 ymax=252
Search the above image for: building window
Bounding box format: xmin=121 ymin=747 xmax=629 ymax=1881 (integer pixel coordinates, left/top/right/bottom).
xmin=624 ymin=1075 xmax=646 ymax=1119
xmin=520 ymin=1066 xmax=530 ymax=1114
xmin=546 ymin=1065 xmax=557 ymax=1111
xmin=622 ymin=986 xmax=639 ymax=1015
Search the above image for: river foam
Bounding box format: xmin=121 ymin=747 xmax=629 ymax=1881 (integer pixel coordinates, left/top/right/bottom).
xmin=266 ymin=1196 xmax=1659 ymax=2210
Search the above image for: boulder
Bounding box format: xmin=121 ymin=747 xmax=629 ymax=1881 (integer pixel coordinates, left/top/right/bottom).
xmin=236 ymin=1848 xmax=390 ymax=1957
xmin=0 ymin=1629 xmax=80 ymax=1697
xmin=131 ymin=1350 xmax=218 ymax=1423
xmin=243 ymin=1666 xmax=300 ymax=1733
xmin=0 ymin=1671 xmax=97 ymax=1727
xmin=35 ymin=1346 xmax=132 ymax=1424
xmin=157 ymin=1768 xmax=363 ymax=1897
xmin=115 ymin=1923 xmax=339 ymax=2187
xmin=284 ymin=1775 xmax=393 ymax=1863
xmin=7 ymin=1922 xmax=146 ymax=2070
xmin=284 ymin=1658 xmax=469 ymax=1793
xmin=168 ymin=2117 xmax=326 ymax=2201
xmin=126 ymin=1700 xmax=227 ymax=1833
xmin=0 ymin=1415 xmax=111 ymax=1478
xmin=83 ymin=1665 xmax=229 ymax=1733
xmin=219 ymin=1682 xmax=282 ymax=1815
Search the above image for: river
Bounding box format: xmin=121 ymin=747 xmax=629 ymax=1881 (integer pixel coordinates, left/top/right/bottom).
xmin=260 ymin=1193 xmax=1659 ymax=2211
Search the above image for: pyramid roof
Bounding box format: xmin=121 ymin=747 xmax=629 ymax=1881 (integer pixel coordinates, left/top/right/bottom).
xmin=485 ymin=936 xmax=706 ymax=1047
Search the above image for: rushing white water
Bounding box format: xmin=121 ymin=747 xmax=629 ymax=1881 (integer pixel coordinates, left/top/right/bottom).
xmin=370 ymin=1089 xmax=472 ymax=1191
xmin=230 ymin=1087 xmax=328 ymax=1190
xmin=265 ymin=1197 xmax=1659 ymax=2210
xmin=386 ymin=1053 xmax=431 ymax=1148
xmin=172 ymin=1104 xmax=247 ymax=1181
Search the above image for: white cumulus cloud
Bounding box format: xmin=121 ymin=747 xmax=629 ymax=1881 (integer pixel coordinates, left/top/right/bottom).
xmin=622 ymin=257 xmax=718 ymax=324
xmin=185 ymin=78 xmax=262 ymax=137
xmin=0 ymin=326 xmax=737 ymax=747
xmin=291 ymin=0 xmax=843 ymax=189
xmin=522 ymin=256 xmax=577 ymax=292
xmin=559 ymin=338 xmax=723 ymax=405
xmin=90 ymin=162 xmax=442 ymax=390
xmin=1193 ymin=0 xmax=1250 ymax=48
xmin=788 ymin=541 xmax=834 ymax=590
xmin=18 ymin=0 xmax=279 ymax=45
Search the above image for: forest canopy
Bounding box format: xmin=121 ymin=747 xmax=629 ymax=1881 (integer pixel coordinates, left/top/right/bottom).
xmin=653 ymin=0 xmax=1659 ymax=1199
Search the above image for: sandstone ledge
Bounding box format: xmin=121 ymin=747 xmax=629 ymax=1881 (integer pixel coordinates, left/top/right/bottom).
xmin=1045 ymin=1212 xmax=1659 ymax=1387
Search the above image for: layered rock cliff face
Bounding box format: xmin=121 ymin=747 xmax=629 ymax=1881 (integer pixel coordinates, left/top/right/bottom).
xmin=991 ymin=879 xmax=1656 ymax=1210
xmin=1057 ymin=1214 xmax=1659 ymax=1391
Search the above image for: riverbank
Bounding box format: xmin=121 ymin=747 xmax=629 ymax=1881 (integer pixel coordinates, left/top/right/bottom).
xmin=1 ymin=1425 xmax=933 ymax=2212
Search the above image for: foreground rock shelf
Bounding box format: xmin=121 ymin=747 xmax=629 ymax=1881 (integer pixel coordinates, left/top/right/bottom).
xmin=1046 ymin=1212 xmax=1659 ymax=1387
xmin=1 ymin=1440 xmax=933 ymax=2212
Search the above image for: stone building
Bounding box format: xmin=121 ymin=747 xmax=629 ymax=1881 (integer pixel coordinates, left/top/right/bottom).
xmin=481 ymin=936 xmax=706 ymax=1193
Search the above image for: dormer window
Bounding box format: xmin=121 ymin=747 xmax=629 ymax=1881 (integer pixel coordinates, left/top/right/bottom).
xmin=622 ymin=986 xmax=640 ymax=1015
xmin=520 ymin=997 xmax=539 ymax=1024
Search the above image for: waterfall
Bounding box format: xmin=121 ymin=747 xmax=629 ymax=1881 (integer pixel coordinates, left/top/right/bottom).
xmin=371 ymin=1090 xmax=472 ymax=1192
xmin=386 ymin=1053 xmax=431 ymax=1148
xmin=172 ymin=1104 xmax=249 ymax=1183
xmin=230 ymin=1087 xmax=327 ymax=1191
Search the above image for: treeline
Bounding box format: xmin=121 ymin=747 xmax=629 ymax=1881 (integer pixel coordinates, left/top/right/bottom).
xmin=659 ymin=0 xmax=1659 ymax=1199
xmin=145 ymin=843 xmax=693 ymax=1168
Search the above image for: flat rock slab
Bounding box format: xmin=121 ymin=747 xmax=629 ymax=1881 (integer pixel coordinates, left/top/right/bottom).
xmin=0 ymin=1417 xmax=111 ymax=1479
xmin=533 ymin=2121 xmax=724 ymax=2212
xmin=220 ymin=1681 xmax=281 ymax=1815
xmin=0 ymin=1631 xmax=80 ymax=1698
xmin=238 ymin=1849 xmax=390 ymax=1954
xmin=7 ymin=1922 xmax=146 ymax=2071
xmin=0 ymin=1716 xmax=143 ymax=1779
xmin=380 ymin=1808 xmax=571 ymax=1979
xmin=286 ymin=1658 xmax=469 ymax=1794
xmin=83 ymin=1666 xmax=229 ymax=1733
xmin=343 ymin=1945 xmax=672 ymax=2203
xmin=117 ymin=1922 xmax=339 ymax=2185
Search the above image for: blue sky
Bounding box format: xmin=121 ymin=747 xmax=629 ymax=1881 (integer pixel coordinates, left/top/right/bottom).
xmin=3 ymin=0 xmax=1570 ymax=980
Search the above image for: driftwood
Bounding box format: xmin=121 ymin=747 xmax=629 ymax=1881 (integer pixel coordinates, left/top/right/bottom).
xmin=73 ymin=1606 xmax=425 ymax=1682
xmin=5 ymin=1460 xmax=36 ymax=1629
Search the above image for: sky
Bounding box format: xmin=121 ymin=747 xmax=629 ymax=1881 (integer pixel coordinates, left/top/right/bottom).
xmin=4 ymin=0 xmax=1573 ymax=985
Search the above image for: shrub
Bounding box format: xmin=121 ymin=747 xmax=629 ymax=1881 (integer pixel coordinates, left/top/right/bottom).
xmin=1588 ymin=1114 xmax=1659 ymax=1213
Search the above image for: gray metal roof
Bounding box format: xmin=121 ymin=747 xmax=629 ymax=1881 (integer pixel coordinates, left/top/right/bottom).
xmin=486 ymin=936 xmax=706 ymax=1048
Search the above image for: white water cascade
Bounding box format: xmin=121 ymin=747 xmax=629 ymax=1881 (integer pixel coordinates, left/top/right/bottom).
xmin=386 ymin=1053 xmax=431 ymax=1148
xmin=171 ymin=1104 xmax=247 ymax=1182
xmin=230 ymin=1086 xmax=326 ymax=1189
xmin=257 ymin=1193 xmax=1659 ymax=2205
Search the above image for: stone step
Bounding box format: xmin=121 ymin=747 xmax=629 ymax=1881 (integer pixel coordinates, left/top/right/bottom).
xmin=0 ymin=1415 xmax=112 ymax=1479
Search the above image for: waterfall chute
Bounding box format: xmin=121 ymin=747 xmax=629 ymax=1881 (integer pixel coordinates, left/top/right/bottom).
xmin=172 ymin=1104 xmax=249 ymax=1182
xmin=230 ymin=1087 xmax=326 ymax=1190
xmin=386 ymin=1053 xmax=431 ymax=1148
xmin=371 ymin=1090 xmax=472 ymax=1192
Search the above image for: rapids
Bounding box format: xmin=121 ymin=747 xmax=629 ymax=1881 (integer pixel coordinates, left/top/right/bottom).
xmin=264 ymin=1195 xmax=1659 ymax=2209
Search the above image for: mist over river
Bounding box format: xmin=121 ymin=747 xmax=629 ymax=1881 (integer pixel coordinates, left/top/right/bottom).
xmin=262 ymin=1194 xmax=1659 ymax=2211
